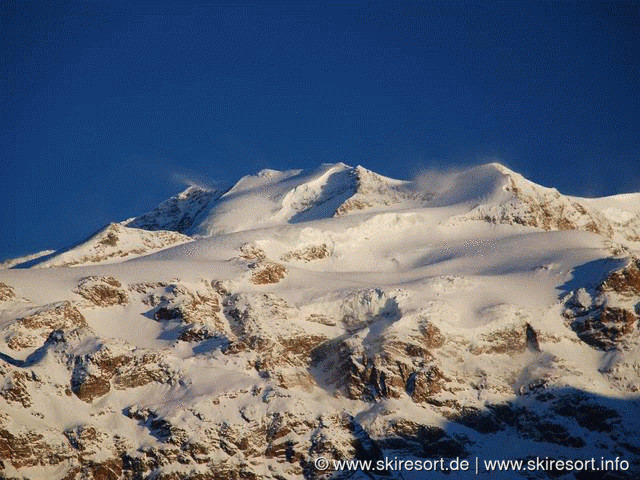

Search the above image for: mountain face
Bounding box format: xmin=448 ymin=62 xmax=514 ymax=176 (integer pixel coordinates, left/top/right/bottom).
xmin=1 ymin=163 xmax=640 ymax=480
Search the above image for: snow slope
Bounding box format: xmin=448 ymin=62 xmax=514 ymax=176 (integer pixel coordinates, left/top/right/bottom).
xmin=1 ymin=162 xmax=639 ymax=480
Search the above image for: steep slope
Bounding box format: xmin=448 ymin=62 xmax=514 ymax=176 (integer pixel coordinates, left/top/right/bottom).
xmin=125 ymin=185 xmax=220 ymax=233
xmin=191 ymin=163 xmax=429 ymax=236
xmin=22 ymin=223 xmax=191 ymax=268
xmin=440 ymin=163 xmax=640 ymax=248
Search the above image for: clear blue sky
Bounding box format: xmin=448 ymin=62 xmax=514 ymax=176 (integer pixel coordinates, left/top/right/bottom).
xmin=2 ymin=1 xmax=639 ymax=260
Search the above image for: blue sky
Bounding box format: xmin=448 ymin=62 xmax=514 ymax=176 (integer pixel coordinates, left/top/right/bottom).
xmin=1 ymin=1 xmax=639 ymax=260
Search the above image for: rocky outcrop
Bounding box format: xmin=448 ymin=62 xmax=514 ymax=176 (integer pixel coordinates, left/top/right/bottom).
xmin=564 ymin=258 xmax=640 ymax=351
xmin=250 ymin=262 xmax=287 ymax=285
xmin=75 ymin=276 xmax=128 ymax=307
xmin=33 ymin=223 xmax=191 ymax=268
xmin=0 ymin=428 xmax=74 ymax=470
xmin=281 ymin=244 xmax=330 ymax=262
xmin=70 ymin=342 xmax=183 ymax=403
xmin=0 ymin=282 xmax=14 ymax=302
xmin=148 ymin=282 xmax=226 ymax=341
xmin=2 ymin=301 xmax=87 ymax=350
xmin=126 ymin=185 xmax=218 ymax=233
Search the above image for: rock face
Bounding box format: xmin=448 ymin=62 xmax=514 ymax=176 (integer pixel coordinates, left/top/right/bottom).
xmin=126 ymin=185 xmax=219 ymax=233
xmin=30 ymin=223 xmax=192 ymax=268
xmin=75 ymin=276 xmax=129 ymax=307
xmin=564 ymin=257 xmax=640 ymax=351
xmin=0 ymin=282 xmax=14 ymax=302
xmin=2 ymin=301 xmax=87 ymax=350
xmin=2 ymin=163 xmax=640 ymax=479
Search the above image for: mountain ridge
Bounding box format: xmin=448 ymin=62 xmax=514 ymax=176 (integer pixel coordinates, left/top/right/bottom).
xmin=6 ymin=162 xmax=640 ymax=269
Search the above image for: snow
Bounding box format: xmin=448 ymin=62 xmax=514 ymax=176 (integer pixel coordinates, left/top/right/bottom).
xmin=1 ymin=162 xmax=639 ymax=479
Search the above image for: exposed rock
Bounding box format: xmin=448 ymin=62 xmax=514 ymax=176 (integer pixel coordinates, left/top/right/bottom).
xmin=239 ymin=243 xmax=266 ymax=261
xmin=463 ymin=403 xmax=588 ymax=448
xmin=3 ymin=301 xmax=87 ymax=350
xmin=76 ymin=276 xmax=129 ymax=307
xmin=570 ymin=307 xmax=637 ymax=351
xmin=468 ymin=175 xmax=616 ymax=238
xmin=149 ymin=282 xmax=225 ymax=336
xmin=419 ymin=321 xmax=446 ymax=349
xmin=382 ymin=419 xmax=469 ymax=458
xmin=0 ymin=282 xmax=15 ymax=302
xmin=470 ymin=325 xmax=528 ymax=355
xmin=564 ymin=258 xmax=640 ymax=351
xmin=313 ymin=332 xmax=446 ymax=402
xmin=601 ymin=258 xmax=640 ymax=296
xmin=553 ymin=395 xmax=621 ymax=433
xmin=525 ymin=323 xmax=541 ymax=352
xmin=18 ymin=301 xmax=86 ymax=331
xmin=0 ymin=368 xmax=35 ymax=408
xmin=0 ymin=428 xmax=74 ymax=469
xmin=334 ymin=166 xmax=431 ymax=216
xmin=281 ymin=244 xmax=330 ymax=262
xmin=178 ymin=324 xmax=220 ymax=342
xmin=35 ymin=223 xmax=191 ymax=267
xmin=251 ymin=262 xmax=287 ymax=285
xmin=70 ymin=343 xmax=183 ymax=403
xmin=126 ymin=185 xmax=217 ymax=233
xmin=4 ymin=163 xmax=640 ymax=480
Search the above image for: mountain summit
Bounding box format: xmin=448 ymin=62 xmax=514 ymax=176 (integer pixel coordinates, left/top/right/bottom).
xmin=1 ymin=163 xmax=640 ymax=479
xmin=9 ymin=162 xmax=639 ymax=269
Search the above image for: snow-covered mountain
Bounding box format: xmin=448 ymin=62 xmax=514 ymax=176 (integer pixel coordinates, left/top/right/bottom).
xmin=1 ymin=163 xmax=640 ymax=479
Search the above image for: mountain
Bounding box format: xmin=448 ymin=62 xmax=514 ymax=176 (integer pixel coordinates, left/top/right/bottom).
xmin=1 ymin=163 xmax=640 ymax=479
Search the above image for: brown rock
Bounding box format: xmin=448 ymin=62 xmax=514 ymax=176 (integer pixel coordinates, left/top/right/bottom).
xmin=0 ymin=282 xmax=15 ymax=302
xmin=281 ymin=244 xmax=329 ymax=262
xmin=251 ymin=262 xmax=287 ymax=285
xmin=470 ymin=325 xmax=527 ymax=355
xmin=0 ymin=370 xmax=34 ymax=407
xmin=76 ymin=276 xmax=129 ymax=307
xmin=571 ymin=307 xmax=637 ymax=351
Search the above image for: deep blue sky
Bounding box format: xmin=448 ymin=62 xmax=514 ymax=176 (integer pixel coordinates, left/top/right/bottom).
xmin=2 ymin=1 xmax=639 ymax=260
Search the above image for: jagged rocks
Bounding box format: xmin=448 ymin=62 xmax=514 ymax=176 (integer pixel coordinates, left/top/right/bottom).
xmin=76 ymin=276 xmax=129 ymax=307
xmin=450 ymin=402 xmax=586 ymax=448
xmin=3 ymin=301 xmax=87 ymax=350
xmin=70 ymin=343 xmax=182 ymax=402
xmin=0 ymin=428 xmax=74 ymax=470
xmin=281 ymin=244 xmax=330 ymax=262
xmin=0 ymin=367 xmax=36 ymax=407
xmin=602 ymin=257 xmax=640 ymax=296
xmin=382 ymin=419 xmax=469 ymax=458
xmin=564 ymin=258 xmax=640 ymax=351
xmin=239 ymin=242 xmax=266 ymax=261
xmin=149 ymin=282 xmax=224 ymax=332
xmin=251 ymin=262 xmax=287 ymax=285
xmin=126 ymin=185 xmax=217 ymax=233
xmin=470 ymin=325 xmax=528 ymax=355
xmin=0 ymin=282 xmax=15 ymax=302
xmin=340 ymin=289 xmax=400 ymax=331
xmin=35 ymin=223 xmax=192 ymax=267
xmin=235 ymin=243 xmax=288 ymax=285
xmin=571 ymin=307 xmax=637 ymax=351
xmin=467 ymin=173 xmax=616 ymax=238
xmin=553 ymin=394 xmax=621 ymax=433
xmin=312 ymin=331 xmax=446 ymax=402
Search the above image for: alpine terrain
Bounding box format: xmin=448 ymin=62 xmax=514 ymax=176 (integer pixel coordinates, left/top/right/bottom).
xmin=1 ymin=162 xmax=640 ymax=480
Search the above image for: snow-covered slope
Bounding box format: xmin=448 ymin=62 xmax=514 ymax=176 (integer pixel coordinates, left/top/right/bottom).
xmin=16 ymin=223 xmax=192 ymax=269
xmin=190 ymin=163 xmax=430 ymax=236
xmin=125 ymin=185 xmax=220 ymax=233
xmin=1 ymin=162 xmax=640 ymax=480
